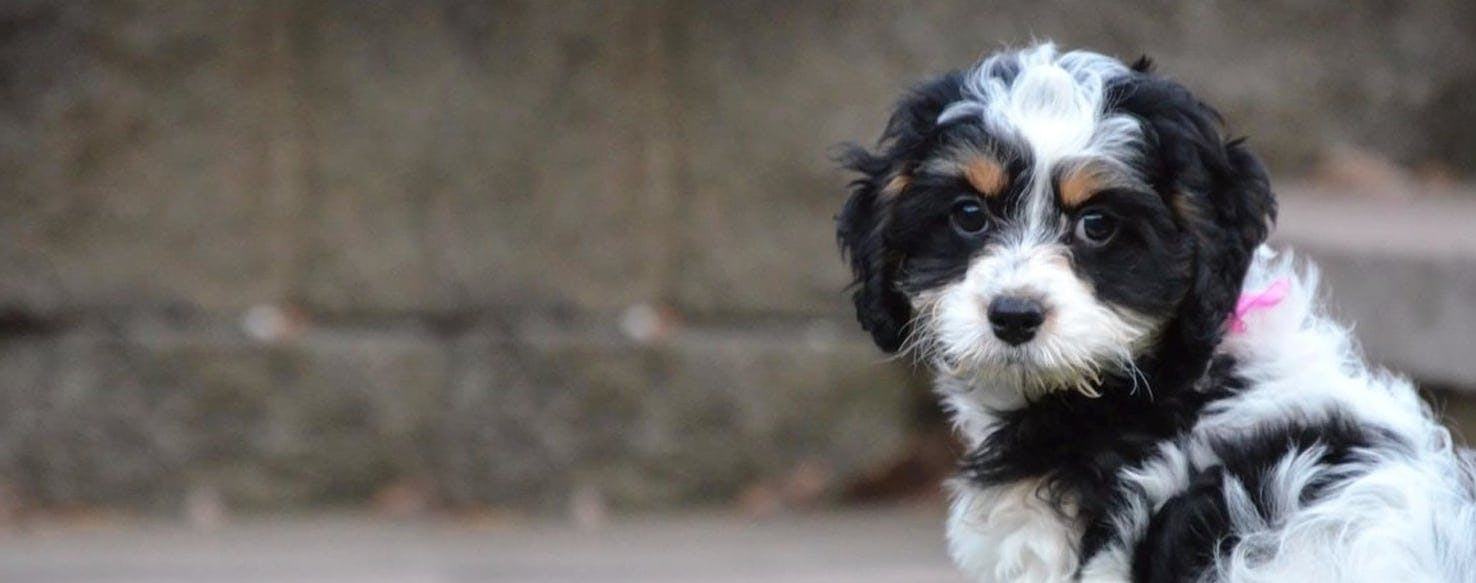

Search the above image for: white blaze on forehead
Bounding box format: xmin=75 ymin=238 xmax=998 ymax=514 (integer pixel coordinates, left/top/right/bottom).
xmin=938 ymin=44 xmax=1137 ymax=163
xmin=937 ymin=44 xmax=1144 ymax=240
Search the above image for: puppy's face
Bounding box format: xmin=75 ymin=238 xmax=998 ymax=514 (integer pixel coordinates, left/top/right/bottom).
xmin=898 ymin=145 xmax=1189 ymax=397
xmin=839 ymin=45 xmax=1273 ymax=397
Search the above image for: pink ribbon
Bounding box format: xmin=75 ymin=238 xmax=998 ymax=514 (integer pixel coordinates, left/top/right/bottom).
xmin=1229 ymin=278 xmax=1289 ymax=333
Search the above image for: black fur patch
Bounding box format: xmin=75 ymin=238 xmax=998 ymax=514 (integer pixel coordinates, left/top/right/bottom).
xmin=1129 ymin=415 xmax=1406 ymax=583
xmin=1061 ymin=188 xmax=1193 ymax=318
xmin=963 ymin=357 xmax=1247 ymax=553
xmin=836 ymin=72 xmax=968 ymax=352
xmin=1101 ymin=72 xmax=1277 ymax=390
xmin=1131 ymin=467 xmax=1233 ymax=583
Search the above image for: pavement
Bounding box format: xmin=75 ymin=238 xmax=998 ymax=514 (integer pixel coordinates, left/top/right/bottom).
xmin=0 ymin=507 xmax=963 ymax=583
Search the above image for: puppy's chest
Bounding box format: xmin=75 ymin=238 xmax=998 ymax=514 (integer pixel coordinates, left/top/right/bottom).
xmin=946 ymin=395 xmax=1204 ymax=581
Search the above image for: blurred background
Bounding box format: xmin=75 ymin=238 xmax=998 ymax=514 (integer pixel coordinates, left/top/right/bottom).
xmin=1 ymin=1 xmax=1475 ymax=581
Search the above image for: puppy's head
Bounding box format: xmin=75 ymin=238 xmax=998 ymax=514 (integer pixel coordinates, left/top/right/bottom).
xmin=838 ymin=44 xmax=1274 ymax=397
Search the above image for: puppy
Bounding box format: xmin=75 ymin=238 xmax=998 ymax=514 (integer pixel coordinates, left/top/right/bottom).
xmin=836 ymin=43 xmax=1476 ymax=582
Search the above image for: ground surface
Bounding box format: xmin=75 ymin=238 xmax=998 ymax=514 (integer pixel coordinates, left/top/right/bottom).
xmin=0 ymin=507 xmax=961 ymax=583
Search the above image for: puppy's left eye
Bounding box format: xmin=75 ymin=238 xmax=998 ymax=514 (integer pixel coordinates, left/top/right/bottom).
xmin=951 ymin=199 xmax=989 ymax=235
xmin=1074 ymin=211 xmax=1117 ymax=245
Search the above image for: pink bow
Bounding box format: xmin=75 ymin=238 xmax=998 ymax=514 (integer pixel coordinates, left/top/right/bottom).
xmin=1228 ymin=278 xmax=1289 ymax=333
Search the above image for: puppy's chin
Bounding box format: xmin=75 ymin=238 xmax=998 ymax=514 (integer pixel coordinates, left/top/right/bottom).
xmin=936 ymin=342 xmax=1137 ymax=399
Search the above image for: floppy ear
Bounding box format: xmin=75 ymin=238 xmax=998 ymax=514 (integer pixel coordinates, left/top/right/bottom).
xmin=1113 ymin=76 xmax=1276 ymax=383
xmin=836 ymin=73 xmax=964 ymax=353
xmin=837 ymin=152 xmax=911 ymax=352
xmin=1172 ymin=138 xmax=1275 ymax=370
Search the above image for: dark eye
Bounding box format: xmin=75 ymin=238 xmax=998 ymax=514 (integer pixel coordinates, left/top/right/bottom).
xmin=1074 ymin=211 xmax=1117 ymax=245
xmin=951 ymin=199 xmax=988 ymax=235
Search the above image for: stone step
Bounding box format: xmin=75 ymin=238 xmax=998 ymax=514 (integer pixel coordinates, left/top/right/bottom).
xmin=1273 ymin=185 xmax=1476 ymax=389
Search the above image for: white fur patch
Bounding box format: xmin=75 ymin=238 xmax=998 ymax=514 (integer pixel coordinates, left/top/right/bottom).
xmin=1197 ymin=248 xmax=1476 ymax=583
xmin=946 ymin=478 xmax=1082 ymax=583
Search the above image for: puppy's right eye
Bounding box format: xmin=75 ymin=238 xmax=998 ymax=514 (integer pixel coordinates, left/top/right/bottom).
xmin=951 ymin=199 xmax=988 ymax=235
xmin=1074 ymin=210 xmax=1117 ymax=246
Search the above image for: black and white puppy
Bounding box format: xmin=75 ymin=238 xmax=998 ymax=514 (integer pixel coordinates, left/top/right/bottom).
xmin=837 ymin=44 xmax=1476 ymax=582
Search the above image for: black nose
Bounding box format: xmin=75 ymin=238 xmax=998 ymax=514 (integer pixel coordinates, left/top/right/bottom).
xmin=988 ymin=296 xmax=1046 ymax=346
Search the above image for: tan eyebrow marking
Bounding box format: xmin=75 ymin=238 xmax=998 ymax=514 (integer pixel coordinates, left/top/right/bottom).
xmin=1058 ymin=164 xmax=1108 ymax=208
xmin=961 ymin=155 xmax=1008 ymax=198
xmin=1056 ymin=160 xmax=1133 ymax=209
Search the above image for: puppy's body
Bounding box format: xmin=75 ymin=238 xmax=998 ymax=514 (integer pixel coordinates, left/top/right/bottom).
xmin=836 ymin=44 xmax=1476 ymax=582
xmin=952 ymin=253 xmax=1475 ymax=583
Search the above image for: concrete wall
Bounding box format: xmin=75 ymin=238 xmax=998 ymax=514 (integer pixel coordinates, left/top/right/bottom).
xmin=1 ymin=0 xmax=1473 ymax=512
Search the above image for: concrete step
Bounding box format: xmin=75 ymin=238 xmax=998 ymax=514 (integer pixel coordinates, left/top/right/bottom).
xmin=1273 ymin=185 xmax=1476 ymax=389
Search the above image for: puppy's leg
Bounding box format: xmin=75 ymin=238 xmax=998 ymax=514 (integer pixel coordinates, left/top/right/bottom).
xmin=946 ymin=478 xmax=1081 ymax=583
xmin=1127 ymin=469 xmax=1232 ymax=583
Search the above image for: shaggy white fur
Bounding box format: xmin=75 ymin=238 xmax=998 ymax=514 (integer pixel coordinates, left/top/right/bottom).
xmin=1067 ymin=248 xmax=1476 ymax=583
xmin=948 ymin=476 xmax=1084 ymax=583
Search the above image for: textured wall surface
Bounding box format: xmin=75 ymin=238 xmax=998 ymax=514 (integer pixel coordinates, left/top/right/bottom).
xmin=0 ymin=0 xmax=1473 ymax=512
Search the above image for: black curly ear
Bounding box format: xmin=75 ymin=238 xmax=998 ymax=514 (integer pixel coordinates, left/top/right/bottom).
xmin=1111 ymin=75 xmax=1276 ymax=385
xmin=837 ymin=152 xmax=912 ymax=352
xmin=836 ymin=72 xmax=965 ymax=353
xmin=1172 ymin=138 xmax=1274 ymax=371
